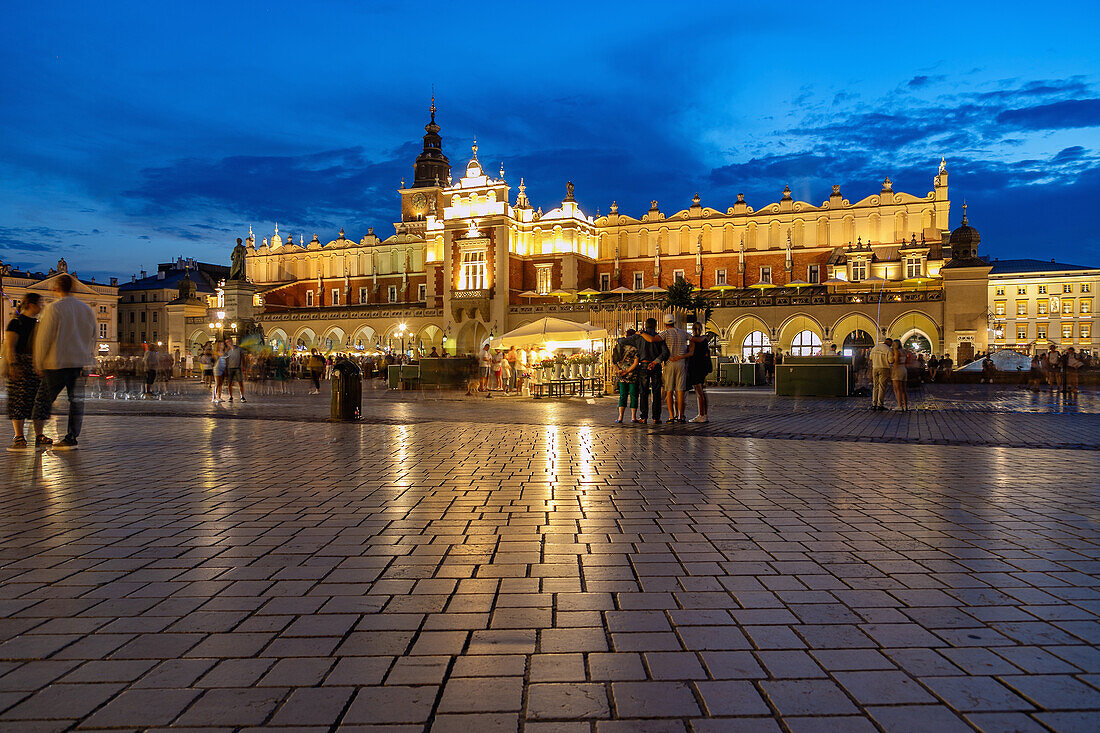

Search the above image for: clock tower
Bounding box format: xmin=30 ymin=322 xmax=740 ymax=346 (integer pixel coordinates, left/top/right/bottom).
xmin=400 ymin=98 xmax=450 ymax=226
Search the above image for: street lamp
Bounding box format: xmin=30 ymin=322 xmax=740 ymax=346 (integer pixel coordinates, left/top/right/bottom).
xmin=396 ymin=323 xmax=408 ymax=358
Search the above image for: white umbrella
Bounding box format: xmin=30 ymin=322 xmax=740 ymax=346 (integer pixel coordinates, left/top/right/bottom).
xmin=577 ymin=288 xmax=601 ymax=297
xmin=491 ymin=317 xmax=608 ymax=348
xmin=641 ymin=284 xmax=666 ymax=293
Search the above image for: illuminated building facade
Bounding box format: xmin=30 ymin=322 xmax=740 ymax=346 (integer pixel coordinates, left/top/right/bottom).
xmin=194 ymin=103 xmax=1092 ymax=361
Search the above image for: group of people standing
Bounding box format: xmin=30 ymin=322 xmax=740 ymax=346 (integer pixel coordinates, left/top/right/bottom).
xmin=4 ymin=274 xmax=95 ymax=450
xmin=477 ymin=344 xmax=542 ymax=395
xmin=1027 ymin=344 xmax=1085 ymax=400
xmin=868 ymin=337 xmax=916 ymax=411
xmin=612 ymin=314 xmax=713 ymax=424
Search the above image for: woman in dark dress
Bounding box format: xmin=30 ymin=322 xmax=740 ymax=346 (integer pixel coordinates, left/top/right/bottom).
xmin=686 ymin=322 xmax=713 ymax=422
xmin=4 ymin=294 xmax=48 ymax=450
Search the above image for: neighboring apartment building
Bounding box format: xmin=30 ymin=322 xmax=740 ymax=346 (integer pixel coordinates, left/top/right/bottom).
xmin=117 ymin=258 xmax=228 ymax=355
xmin=988 ymin=259 xmax=1098 ymax=355
xmin=1 ymin=258 xmax=119 ymax=355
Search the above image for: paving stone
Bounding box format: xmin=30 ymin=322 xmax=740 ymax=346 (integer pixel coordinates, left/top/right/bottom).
xmin=833 ymin=670 xmax=935 ymax=705
xmin=867 ymin=705 xmax=972 ymax=733
xmin=81 ymin=688 xmax=201 ymax=728
xmin=694 ymin=680 xmax=770 ymax=716
xmin=438 ymin=676 xmax=523 ymax=713
xmin=341 ymin=685 xmax=437 ymax=724
xmin=759 ymin=679 xmax=859 ymax=716
xmin=612 ymin=681 xmax=701 ymax=717
xmin=920 ymin=675 xmax=1035 ymax=712
xmin=527 ymin=682 xmax=610 ymax=720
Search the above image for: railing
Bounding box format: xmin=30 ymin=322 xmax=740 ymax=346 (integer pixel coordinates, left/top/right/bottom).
xmin=452 ymin=288 xmax=492 ymax=300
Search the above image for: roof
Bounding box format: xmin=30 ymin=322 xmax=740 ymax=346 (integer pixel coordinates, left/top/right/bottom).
xmin=989 ymin=258 xmax=1099 ymax=275
xmin=119 ymin=269 xmax=217 ymax=293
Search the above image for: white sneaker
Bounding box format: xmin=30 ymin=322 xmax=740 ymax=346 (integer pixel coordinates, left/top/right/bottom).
xmin=690 ymin=415 xmax=708 ymax=423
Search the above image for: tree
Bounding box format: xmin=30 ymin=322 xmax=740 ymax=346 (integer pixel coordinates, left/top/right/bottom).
xmin=662 ymin=275 xmax=713 ymax=325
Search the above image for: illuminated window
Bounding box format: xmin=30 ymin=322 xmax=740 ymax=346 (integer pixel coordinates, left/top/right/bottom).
xmin=1017 ymin=326 xmax=1027 ymax=341
xmin=460 ymin=249 xmax=487 ymax=290
xmin=1037 ymin=301 xmax=1047 ymax=315
xmin=331 ymin=289 xmax=340 ymax=306
xmin=1016 ymin=301 xmax=1027 ymax=316
xmin=305 ymin=290 xmax=314 ymax=307
xmin=99 ymin=323 xmax=108 ymax=339
xmin=742 ymin=330 xmax=771 ymax=360
xmin=1063 ymin=324 xmax=1074 ymax=339
xmin=1063 ymin=284 xmax=1073 ymax=293
xmin=760 ymin=266 xmax=772 ymax=284
xmin=994 ymin=301 xmax=1005 ymax=316
xmin=673 ymin=269 xmax=685 ymax=282
xmin=599 ymin=273 xmax=610 ymax=291
xmin=995 ymin=286 xmax=1005 ymax=296
xmin=1017 ymin=286 xmax=1027 ymax=295
xmin=418 ymin=284 xmax=427 ymax=301
xmin=1038 ymin=285 xmax=1047 ymax=294
xmin=1037 ymin=324 xmax=1047 ymax=340
xmin=1082 ymin=324 xmax=1091 ymax=339
xmin=716 ymin=269 xmax=728 ymax=286
xmin=388 ymin=285 xmax=398 ymax=302
xmin=536 ymin=265 xmax=552 ymax=295
xmin=1082 ymin=283 xmax=1091 ymax=293
xmin=1063 ymin=299 xmax=1073 ymax=314
xmin=906 ymin=257 xmax=922 ymax=279
xmin=634 ymin=272 xmax=644 ymax=290
xmin=359 ymin=287 xmax=367 ymax=303
xmin=807 ymin=264 xmax=820 ymax=283
xmin=790 ymin=330 xmax=822 ymax=356
xmin=1082 ymin=299 xmax=1092 ymax=314
xmin=850 ymin=260 xmax=867 ymax=282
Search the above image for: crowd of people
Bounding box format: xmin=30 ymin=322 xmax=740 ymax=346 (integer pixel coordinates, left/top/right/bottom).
xmin=611 ymin=314 xmax=713 ymax=424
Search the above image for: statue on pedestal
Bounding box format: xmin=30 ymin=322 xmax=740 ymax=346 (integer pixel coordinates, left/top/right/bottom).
xmin=229 ymin=238 xmax=248 ymax=281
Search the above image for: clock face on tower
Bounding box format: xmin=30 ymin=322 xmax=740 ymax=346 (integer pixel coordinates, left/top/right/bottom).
xmin=412 ymin=193 xmax=427 ymax=210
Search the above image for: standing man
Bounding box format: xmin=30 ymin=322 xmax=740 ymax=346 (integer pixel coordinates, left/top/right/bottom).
xmin=478 ymin=343 xmax=492 ymax=392
xmin=31 ymin=274 xmax=96 ymax=449
xmin=657 ymin=314 xmax=693 ymax=423
xmin=224 ymin=338 xmax=246 ymax=402
xmin=1046 ymin=343 xmax=1062 ymax=392
xmin=632 ymin=317 xmax=670 ymax=424
xmin=869 ymin=337 xmax=892 ymax=411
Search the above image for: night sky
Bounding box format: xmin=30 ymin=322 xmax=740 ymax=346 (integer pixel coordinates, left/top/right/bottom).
xmin=3 ymin=1 xmax=1099 ymax=281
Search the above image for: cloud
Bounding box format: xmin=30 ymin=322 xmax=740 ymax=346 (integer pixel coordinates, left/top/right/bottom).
xmin=0 ymin=225 xmax=90 ymax=254
xmin=996 ymin=99 xmax=1100 ymax=130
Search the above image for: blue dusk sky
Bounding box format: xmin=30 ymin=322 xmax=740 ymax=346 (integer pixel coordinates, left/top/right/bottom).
xmin=2 ymin=1 xmax=1099 ymax=280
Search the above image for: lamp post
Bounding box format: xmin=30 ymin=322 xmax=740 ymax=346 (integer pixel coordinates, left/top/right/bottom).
xmin=396 ymin=323 xmax=408 ymax=360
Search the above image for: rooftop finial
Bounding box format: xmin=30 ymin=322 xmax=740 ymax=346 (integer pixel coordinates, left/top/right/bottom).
xmin=274 ymin=222 xmax=279 ymax=236
xmin=961 ymin=200 xmax=968 ymax=226
xmin=471 ymin=138 xmax=478 ymax=160
xmin=430 ymin=91 xmax=436 ymax=123
xmin=499 ymin=161 xmax=505 ymax=179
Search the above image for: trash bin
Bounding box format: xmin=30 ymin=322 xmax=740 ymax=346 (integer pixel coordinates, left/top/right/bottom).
xmin=330 ymin=358 xmax=362 ymax=420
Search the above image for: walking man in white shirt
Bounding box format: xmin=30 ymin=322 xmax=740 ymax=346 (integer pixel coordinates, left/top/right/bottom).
xmin=31 ymin=274 xmax=96 ymax=449
xmin=868 ymin=337 xmax=893 ymax=411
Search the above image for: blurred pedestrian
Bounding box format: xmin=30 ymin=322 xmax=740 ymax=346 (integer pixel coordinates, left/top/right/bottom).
xmin=5 ymin=294 xmax=47 ymax=450
xmin=30 ymin=274 xmax=95 ymax=449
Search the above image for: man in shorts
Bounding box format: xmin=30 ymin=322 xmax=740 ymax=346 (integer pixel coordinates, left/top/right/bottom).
xmin=224 ymin=338 xmax=246 ymax=402
xmin=658 ymin=314 xmax=693 ymax=423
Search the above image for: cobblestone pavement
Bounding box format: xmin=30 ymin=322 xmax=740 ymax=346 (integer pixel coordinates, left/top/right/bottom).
xmin=2 ymin=389 xmax=1100 ymax=731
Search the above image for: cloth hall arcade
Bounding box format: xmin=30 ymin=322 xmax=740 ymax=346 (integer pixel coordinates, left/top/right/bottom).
xmin=214 ymin=102 xmax=1092 ymax=362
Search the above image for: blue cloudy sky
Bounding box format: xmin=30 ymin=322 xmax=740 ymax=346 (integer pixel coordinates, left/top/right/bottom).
xmin=2 ymin=1 xmax=1099 ymax=280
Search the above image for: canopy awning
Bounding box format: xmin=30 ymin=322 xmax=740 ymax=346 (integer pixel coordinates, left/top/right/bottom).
xmin=491 ymin=317 xmax=608 ymax=348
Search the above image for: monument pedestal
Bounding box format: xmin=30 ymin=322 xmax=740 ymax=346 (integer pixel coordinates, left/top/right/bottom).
xmin=222 ymin=280 xmax=256 ymax=323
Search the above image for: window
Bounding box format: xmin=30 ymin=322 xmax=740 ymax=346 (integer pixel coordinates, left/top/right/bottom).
xmin=906 ymin=257 xmax=922 ymax=279
xmin=1063 ymin=299 xmax=1073 ymax=314
xmin=807 ymin=264 xmax=819 ymax=284
xmin=1016 ymin=301 xmax=1027 ymax=316
xmin=129 ymin=312 xmax=135 ymax=323
xmin=460 ymin=249 xmax=487 ymax=290
xmin=995 ymin=286 xmax=1005 ymax=296
xmin=140 ymin=312 xmax=146 ymax=322
xmin=1038 ymin=285 xmax=1047 ymax=294
xmin=535 ymin=265 xmax=552 ymax=295
xmin=1038 ymin=301 xmax=1047 ymax=315
xmin=790 ymin=330 xmax=822 ymax=356
xmin=1064 ymin=284 xmax=1073 ymax=293
xmin=715 ymin=269 xmax=727 ymax=286
xmin=129 ymin=332 xmax=135 ymax=343
xmin=417 ymin=284 xmax=427 ymax=301
xmin=388 ymin=285 xmax=398 ymax=302
xmin=152 ymin=331 xmax=157 ymax=342
xmin=1082 ymin=324 xmax=1091 ymax=339
xmin=1063 ymin=324 xmax=1074 ymax=340
xmin=99 ymin=305 xmax=107 ymax=313
xmin=634 ymin=272 xmax=644 ymax=290
xmin=742 ymin=330 xmax=771 ymax=360
xmin=359 ymin=287 xmax=367 ymax=304
xmin=141 ymin=294 xmax=146 ymax=302
xmin=673 ymin=269 xmax=685 ymax=282
xmin=331 ymin=289 xmax=340 ymax=306
xmin=151 ymin=312 xmax=157 ymax=323
xmin=1082 ymin=283 xmax=1091 ymax=293
xmin=599 ymin=273 xmax=610 ymax=291
xmin=1082 ymin=299 xmax=1092 ymax=314
xmin=151 ymin=294 xmax=157 ymax=302
xmin=140 ymin=331 xmax=146 ymax=342
xmin=1037 ymin=324 xmax=1047 ymax=340
xmin=1017 ymin=286 xmax=1027 ymax=295
xmin=759 ymin=266 xmax=772 ymax=284
xmin=850 ymin=260 xmax=867 ymax=282
xmin=994 ymin=301 xmax=1006 ymax=316
xmin=1017 ymin=326 xmax=1028 ymax=341
xmin=99 ymin=323 xmax=108 ymax=339
xmin=305 ymin=290 xmax=314 ymax=307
